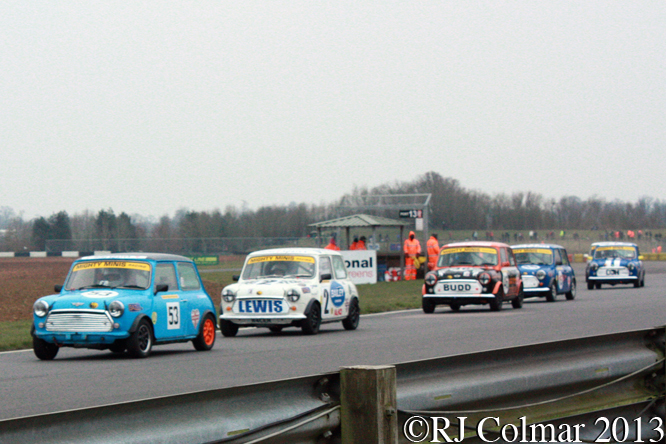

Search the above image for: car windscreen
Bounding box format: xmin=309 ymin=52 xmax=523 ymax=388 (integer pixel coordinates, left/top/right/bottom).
xmin=242 ymin=255 xmax=316 ymax=279
xmin=593 ymin=246 xmax=637 ymax=260
xmin=513 ymin=248 xmax=553 ymax=266
xmin=65 ymin=261 xmax=152 ymax=291
xmin=438 ymin=247 xmax=498 ymax=267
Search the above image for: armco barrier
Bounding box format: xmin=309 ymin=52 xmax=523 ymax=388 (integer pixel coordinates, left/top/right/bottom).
xmin=0 ymin=327 xmax=664 ymax=444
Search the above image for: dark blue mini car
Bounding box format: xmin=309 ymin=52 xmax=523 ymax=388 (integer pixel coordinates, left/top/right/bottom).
xmin=31 ymin=253 xmax=217 ymax=360
xmin=511 ymin=244 xmax=576 ymax=301
xmin=585 ymin=242 xmax=645 ymax=289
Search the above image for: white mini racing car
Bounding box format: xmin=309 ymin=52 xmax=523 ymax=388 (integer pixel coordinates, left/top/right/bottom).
xmin=219 ymin=248 xmax=360 ymax=336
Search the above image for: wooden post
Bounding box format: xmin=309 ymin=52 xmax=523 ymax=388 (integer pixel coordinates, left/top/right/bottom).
xmin=340 ymin=365 xmax=398 ymax=444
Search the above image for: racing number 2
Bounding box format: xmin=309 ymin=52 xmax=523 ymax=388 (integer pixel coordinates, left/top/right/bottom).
xmin=166 ymin=302 xmax=180 ymax=330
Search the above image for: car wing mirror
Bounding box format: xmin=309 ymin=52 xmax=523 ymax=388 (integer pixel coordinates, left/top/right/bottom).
xmin=154 ymin=284 xmax=168 ymax=295
xmin=54 ymin=284 xmax=63 ymax=293
xmin=232 ymin=275 xmax=240 ymax=282
xmin=320 ymin=273 xmax=332 ymax=282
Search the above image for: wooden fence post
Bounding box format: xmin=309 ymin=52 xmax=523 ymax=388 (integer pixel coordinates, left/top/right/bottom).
xmin=340 ymin=365 xmax=398 ymax=444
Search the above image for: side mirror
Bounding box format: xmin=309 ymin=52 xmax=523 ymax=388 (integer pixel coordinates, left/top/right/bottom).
xmin=154 ymin=284 xmax=168 ymax=295
xmin=54 ymin=285 xmax=63 ymax=293
xmin=320 ymin=273 xmax=332 ymax=282
xmin=232 ymin=275 xmax=240 ymax=282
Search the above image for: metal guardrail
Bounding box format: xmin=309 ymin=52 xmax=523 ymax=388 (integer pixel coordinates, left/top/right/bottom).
xmin=1 ymin=327 xmax=663 ymax=443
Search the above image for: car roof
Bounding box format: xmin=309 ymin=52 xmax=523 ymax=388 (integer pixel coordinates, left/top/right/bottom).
xmin=77 ymin=252 xmax=194 ymax=262
xmin=442 ymin=241 xmax=509 ymax=248
xmin=590 ymin=242 xmax=638 ymax=248
xmin=511 ymin=243 xmax=565 ymax=250
xmin=247 ymin=247 xmax=340 ymax=257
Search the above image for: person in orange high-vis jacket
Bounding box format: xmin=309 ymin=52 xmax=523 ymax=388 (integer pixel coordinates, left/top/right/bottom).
xmin=426 ymin=233 xmax=440 ymax=271
xmin=403 ymin=231 xmax=421 ymax=280
xmin=324 ymin=237 xmax=340 ymax=251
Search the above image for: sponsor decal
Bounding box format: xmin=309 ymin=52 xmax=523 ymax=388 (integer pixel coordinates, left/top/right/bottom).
xmin=302 ymin=287 xmax=311 ymax=293
xmin=236 ymin=299 xmax=285 ymax=314
xmin=441 ymin=247 xmax=496 ymax=255
xmin=513 ymin=248 xmax=552 ymax=255
xmin=161 ymin=294 xmax=178 ymax=300
xmin=191 ymin=309 xmax=200 ymax=329
xmin=73 ymin=261 xmax=151 ymax=272
xmin=81 ymin=290 xmax=119 ymax=298
xmin=247 ymin=255 xmax=315 ymax=264
xmin=90 ymin=302 xmax=99 ymax=309
xmin=151 ymin=312 xmax=158 ymax=324
xmin=330 ymin=281 xmax=346 ymax=307
xmin=128 ymin=304 xmax=142 ymax=312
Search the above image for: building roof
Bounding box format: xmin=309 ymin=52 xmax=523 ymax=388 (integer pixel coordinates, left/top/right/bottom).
xmin=309 ymin=214 xmax=409 ymax=229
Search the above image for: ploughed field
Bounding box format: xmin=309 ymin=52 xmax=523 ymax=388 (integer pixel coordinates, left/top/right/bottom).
xmin=0 ymin=258 xmax=225 ymax=322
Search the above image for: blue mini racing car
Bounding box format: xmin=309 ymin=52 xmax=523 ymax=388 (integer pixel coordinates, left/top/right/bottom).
xmin=511 ymin=244 xmax=576 ymax=301
xmin=585 ymin=242 xmax=645 ymax=289
xmin=31 ymin=253 xmax=218 ymax=360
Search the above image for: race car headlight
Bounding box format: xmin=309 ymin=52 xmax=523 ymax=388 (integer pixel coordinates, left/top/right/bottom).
xmin=424 ymin=273 xmax=437 ymax=286
xmin=286 ymin=289 xmax=300 ymax=302
xmin=478 ymin=273 xmax=491 ymax=285
xmin=536 ymin=270 xmax=546 ymax=280
xmin=109 ymin=301 xmax=125 ymax=318
xmin=627 ymin=262 xmax=635 ymax=271
xmin=222 ymin=289 xmax=236 ymax=303
xmin=589 ymin=262 xmax=599 ymax=271
xmin=33 ymin=300 xmax=49 ymax=317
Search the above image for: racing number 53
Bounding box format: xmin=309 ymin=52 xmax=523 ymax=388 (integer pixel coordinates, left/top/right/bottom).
xmin=166 ymin=302 xmax=180 ymax=330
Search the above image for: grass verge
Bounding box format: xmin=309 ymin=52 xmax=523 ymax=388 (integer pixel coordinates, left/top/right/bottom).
xmin=0 ymin=320 xmax=33 ymax=352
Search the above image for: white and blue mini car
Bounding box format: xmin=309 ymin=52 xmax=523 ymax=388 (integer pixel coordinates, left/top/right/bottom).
xmin=585 ymin=242 xmax=645 ymax=289
xmin=31 ymin=253 xmax=217 ymax=360
xmin=511 ymin=244 xmax=576 ymax=301
xmin=219 ymin=248 xmax=360 ymax=336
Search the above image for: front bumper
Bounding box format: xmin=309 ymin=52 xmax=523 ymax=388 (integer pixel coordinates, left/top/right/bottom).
xmin=33 ymin=330 xmax=130 ymax=348
xmin=220 ymin=314 xmax=307 ymax=326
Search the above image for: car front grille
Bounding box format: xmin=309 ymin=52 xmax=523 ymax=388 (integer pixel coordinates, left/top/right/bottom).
xmin=45 ymin=310 xmax=114 ymax=332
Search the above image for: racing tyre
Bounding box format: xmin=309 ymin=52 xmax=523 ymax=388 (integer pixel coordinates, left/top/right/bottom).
xmin=33 ymin=336 xmax=59 ymax=361
xmin=193 ymin=314 xmax=216 ymax=351
xmin=126 ymin=319 xmax=153 ymax=359
xmin=511 ymin=286 xmax=524 ymax=309
xmin=489 ymin=289 xmax=504 ymax=312
xmin=546 ymin=283 xmax=557 ymax=302
xmin=109 ymin=340 xmax=126 ymax=354
xmin=220 ymin=319 xmax=239 ymax=337
xmin=587 ymin=281 xmax=594 ymax=290
xmin=633 ymin=277 xmax=641 ymax=288
xmin=449 ymin=303 xmax=461 ymax=312
xmin=595 ymin=283 xmax=601 ymax=290
xmin=640 ymin=275 xmax=645 ymax=287
xmin=422 ymin=298 xmax=435 ymax=314
xmin=565 ymin=280 xmax=576 ymax=300
xmin=342 ymin=298 xmax=360 ymax=330
xmin=301 ymin=302 xmax=321 ymax=335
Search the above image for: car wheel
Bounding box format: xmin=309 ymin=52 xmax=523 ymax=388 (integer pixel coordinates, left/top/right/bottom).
xmin=633 ymin=277 xmax=640 ymax=288
xmin=193 ymin=314 xmax=216 ymax=351
xmin=301 ymin=302 xmax=321 ymax=335
xmin=511 ymin=286 xmax=524 ymax=309
xmin=422 ymin=298 xmax=436 ymax=314
xmin=595 ymin=283 xmax=601 ymax=290
xmin=565 ymin=280 xmax=576 ymax=300
xmin=489 ymin=289 xmax=504 ymax=312
xmin=109 ymin=340 xmax=126 ymax=354
xmin=220 ymin=319 xmax=239 ymax=337
xmin=449 ymin=303 xmax=461 ymax=312
xmin=126 ymin=319 xmax=153 ymax=359
xmin=546 ymin=283 xmax=557 ymax=302
xmin=640 ymin=274 xmax=645 ymax=287
xmin=33 ymin=336 xmax=59 ymax=361
xmin=342 ymin=298 xmax=360 ymax=330
xmin=587 ymin=281 xmax=594 ymax=290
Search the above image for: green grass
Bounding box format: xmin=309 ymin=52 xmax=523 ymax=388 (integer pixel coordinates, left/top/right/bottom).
xmin=0 ymin=320 xmax=33 ymax=352
xmin=0 ymin=277 xmax=423 ymax=352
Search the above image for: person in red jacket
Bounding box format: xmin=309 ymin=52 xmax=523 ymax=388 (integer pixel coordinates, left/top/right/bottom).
xmin=426 ymin=233 xmax=440 ymax=271
xmin=324 ymin=237 xmax=340 ymax=251
xmin=403 ymin=231 xmax=421 ymax=280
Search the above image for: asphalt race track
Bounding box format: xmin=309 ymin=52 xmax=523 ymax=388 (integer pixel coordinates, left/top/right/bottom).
xmin=1 ymin=263 xmax=664 ymax=420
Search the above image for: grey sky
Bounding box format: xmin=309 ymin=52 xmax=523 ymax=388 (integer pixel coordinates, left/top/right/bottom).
xmin=2 ymin=1 xmax=665 ymax=220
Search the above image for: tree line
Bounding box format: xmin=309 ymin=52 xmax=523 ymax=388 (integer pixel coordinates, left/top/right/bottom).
xmin=1 ymin=171 xmax=665 ymax=252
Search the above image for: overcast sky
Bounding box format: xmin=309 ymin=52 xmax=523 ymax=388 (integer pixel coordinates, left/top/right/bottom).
xmin=2 ymin=1 xmax=665 ymax=220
